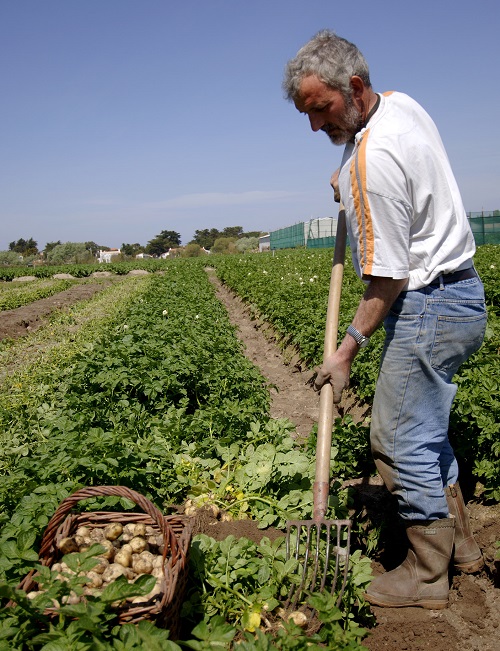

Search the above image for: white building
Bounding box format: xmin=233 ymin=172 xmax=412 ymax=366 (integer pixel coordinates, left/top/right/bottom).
xmin=98 ymin=248 xmax=121 ymax=263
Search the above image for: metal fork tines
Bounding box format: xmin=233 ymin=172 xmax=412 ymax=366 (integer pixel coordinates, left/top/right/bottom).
xmin=285 ymin=518 xmax=351 ymax=610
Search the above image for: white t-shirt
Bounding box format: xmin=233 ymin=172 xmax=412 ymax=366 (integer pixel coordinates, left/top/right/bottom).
xmin=338 ymin=92 xmax=475 ymax=290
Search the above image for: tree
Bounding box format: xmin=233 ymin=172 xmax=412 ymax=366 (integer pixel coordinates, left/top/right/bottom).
xmin=45 ymin=242 xmax=94 ymax=265
xmin=145 ymin=230 xmax=181 ymax=256
xmin=242 ymin=231 xmax=263 ymax=239
xmin=235 ymin=236 xmax=259 ymax=253
xmin=221 ymin=226 xmax=243 ymax=239
xmin=212 ymin=237 xmax=237 ymax=254
xmin=85 ymin=241 xmax=101 ymax=256
xmin=190 ymin=226 xmax=250 ymax=249
xmin=121 ymin=243 xmax=144 ymax=256
xmin=44 ymin=241 xmax=62 ymax=254
xmin=182 ymin=243 xmax=203 ymax=258
xmin=0 ymin=251 xmax=22 ymax=265
xmin=8 ymin=238 xmax=38 ymax=256
xmin=190 ymin=228 xmax=221 ymax=249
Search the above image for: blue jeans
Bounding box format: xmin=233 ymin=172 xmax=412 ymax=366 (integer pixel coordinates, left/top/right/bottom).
xmin=370 ymin=273 xmax=487 ymax=521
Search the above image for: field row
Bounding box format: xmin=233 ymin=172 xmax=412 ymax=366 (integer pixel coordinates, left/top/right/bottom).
xmin=212 ymin=245 xmax=500 ymax=500
xmin=0 ymin=265 xmax=371 ymax=649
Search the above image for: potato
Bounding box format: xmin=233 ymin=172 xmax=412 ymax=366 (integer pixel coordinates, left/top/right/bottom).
xmin=134 ymin=523 xmax=146 ymax=538
xmin=92 ymin=557 xmax=109 ymax=575
xmin=145 ymin=526 xmax=155 ymax=537
xmin=90 ymin=528 xmax=105 ymax=541
xmin=76 ymin=526 xmax=91 ymax=538
xmin=58 ymin=537 xmax=79 ymax=554
xmin=98 ymin=539 xmax=115 ymax=561
xmin=129 ymin=536 xmax=148 ymax=554
xmin=86 ymin=571 xmax=103 ymax=588
xmin=123 ymin=523 xmax=136 ymax=536
xmin=74 ymin=535 xmax=86 ymax=548
xmin=152 ymin=555 xmax=164 ymax=569
xmin=131 ymin=555 xmax=153 ymax=575
xmin=104 ymin=523 xmax=123 ymax=541
xmin=147 ymin=535 xmax=158 ymax=549
xmin=287 ymin=611 xmax=308 ymax=628
xmin=206 ymin=503 xmax=220 ymax=517
xmin=62 ymin=591 xmax=80 ymax=605
xmin=140 ymin=550 xmax=155 ymax=563
xmin=102 ymin=563 xmax=129 ymax=583
xmin=114 ymin=549 xmax=132 ymax=568
xmin=27 ymin=591 xmax=43 ymax=600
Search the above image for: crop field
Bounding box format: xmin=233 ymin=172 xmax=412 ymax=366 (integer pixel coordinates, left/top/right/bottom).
xmin=0 ymin=247 xmax=498 ymax=649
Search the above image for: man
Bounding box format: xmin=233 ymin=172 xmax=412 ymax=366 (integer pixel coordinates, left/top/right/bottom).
xmin=283 ymin=30 xmax=487 ymax=609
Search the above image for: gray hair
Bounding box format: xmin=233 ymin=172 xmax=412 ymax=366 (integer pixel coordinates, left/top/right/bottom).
xmin=282 ymin=30 xmax=371 ymax=101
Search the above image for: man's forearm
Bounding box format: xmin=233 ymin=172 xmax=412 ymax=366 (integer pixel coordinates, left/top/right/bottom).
xmin=337 ymin=276 xmax=408 ymax=362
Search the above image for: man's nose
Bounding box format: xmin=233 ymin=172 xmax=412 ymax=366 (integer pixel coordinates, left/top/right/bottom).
xmin=309 ymin=114 xmax=324 ymax=132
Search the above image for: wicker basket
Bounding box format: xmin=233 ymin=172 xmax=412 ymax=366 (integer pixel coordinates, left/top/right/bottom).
xmin=16 ymin=486 xmax=192 ymax=638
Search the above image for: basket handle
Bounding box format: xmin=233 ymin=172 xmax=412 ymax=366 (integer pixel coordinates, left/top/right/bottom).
xmin=38 ymin=486 xmax=181 ymax=566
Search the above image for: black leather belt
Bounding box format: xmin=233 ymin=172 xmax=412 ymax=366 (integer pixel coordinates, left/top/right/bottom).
xmin=430 ymin=268 xmax=477 ymax=285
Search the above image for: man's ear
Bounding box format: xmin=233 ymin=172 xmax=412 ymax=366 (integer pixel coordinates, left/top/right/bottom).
xmin=350 ymin=75 xmax=365 ymax=100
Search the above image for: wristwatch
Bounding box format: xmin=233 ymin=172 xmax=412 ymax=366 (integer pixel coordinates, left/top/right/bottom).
xmin=346 ymin=324 xmax=370 ymax=348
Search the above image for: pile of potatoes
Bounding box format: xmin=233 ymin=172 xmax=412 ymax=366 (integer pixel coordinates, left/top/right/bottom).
xmin=28 ymin=521 xmax=168 ymax=606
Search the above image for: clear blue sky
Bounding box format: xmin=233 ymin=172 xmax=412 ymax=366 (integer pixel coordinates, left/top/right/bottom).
xmin=1 ymin=0 xmax=499 ymax=250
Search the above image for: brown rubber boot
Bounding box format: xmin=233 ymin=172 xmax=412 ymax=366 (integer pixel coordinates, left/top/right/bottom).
xmin=365 ymin=517 xmax=455 ymax=609
xmin=445 ymin=482 xmax=484 ymax=573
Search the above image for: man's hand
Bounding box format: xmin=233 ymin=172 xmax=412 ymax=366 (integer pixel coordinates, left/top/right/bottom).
xmin=313 ymin=352 xmax=351 ymax=403
xmin=313 ymin=276 xmax=408 ymax=403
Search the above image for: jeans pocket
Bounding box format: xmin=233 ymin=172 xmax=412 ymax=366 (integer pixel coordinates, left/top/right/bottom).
xmin=430 ymin=311 xmax=487 ymax=376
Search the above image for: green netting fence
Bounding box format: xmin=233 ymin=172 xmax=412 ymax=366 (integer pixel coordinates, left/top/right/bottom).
xmin=268 ymin=212 xmax=500 ymax=250
xmin=270 ymin=218 xmax=339 ymax=250
xmin=306 ymin=218 xmax=337 ymax=248
xmin=467 ymin=212 xmax=500 ymax=245
xmin=269 ymin=223 xmax=305 ymax=249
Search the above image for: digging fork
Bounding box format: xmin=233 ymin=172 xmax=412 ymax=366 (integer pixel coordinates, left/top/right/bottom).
xmin=285 ymin=205 xmax=352 ymax=609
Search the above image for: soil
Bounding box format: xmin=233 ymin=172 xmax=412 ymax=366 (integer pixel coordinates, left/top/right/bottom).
xmin=204 ymin=272 xmax=500 ymax=651
xmin=0 ymin=282 xmax=111 ymax=341
xmin=2 ymin=272 xmax=499 ymax=650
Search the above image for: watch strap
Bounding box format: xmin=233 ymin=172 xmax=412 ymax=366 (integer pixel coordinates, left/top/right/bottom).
xmin=346 ymin=324 xmax=369 ymax=347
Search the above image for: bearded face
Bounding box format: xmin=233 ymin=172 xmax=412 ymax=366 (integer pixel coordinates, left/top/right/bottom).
xmin=294 ymin=76 xmax=364 ymax=146
xmin=320 ymin=94 xmax=364 ymax=145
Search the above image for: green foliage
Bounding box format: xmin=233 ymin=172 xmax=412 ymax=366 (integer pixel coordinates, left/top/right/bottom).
xmin=8 ymin=238 xmax=38 ymax=256
xmin=146 ymin=230 xmax=182 ymax=255
xmin=0 ymin=251 xmax=22 ymax=267
xmin=45 ymin=243 xmax=95 ymax=265
xmin=235 ymin=238 xmax=259 ymax=254
xmin=212 ymin=238 xmax=237 ymax=255
xmin=211 ymin=245 xmax=500 ymax=500
xmin=0 ymin=548 xmax=178 ymax=650
xmin=184 ymin=536 xmax=370 ymax=650
xmin=182 ymin=244 xmax=204 ymax=258
xmin=308 ymin=416 xmax=374 ymax=482
xmin=0 ymin=279 xmax=74 ymax=312
xmin=121 ymin=243 xmax=144 ymax=257
xmin=0 ymin=259 xmax=373 ymax=647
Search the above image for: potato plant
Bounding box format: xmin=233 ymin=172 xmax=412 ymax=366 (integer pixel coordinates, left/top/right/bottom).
xmin=0 ymin=278 xmax=74 ymax=311
xmin=0 ymin=261 xmax=372 ymax=649
xmin=212 ymin=245 xmax=500 ymax=499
